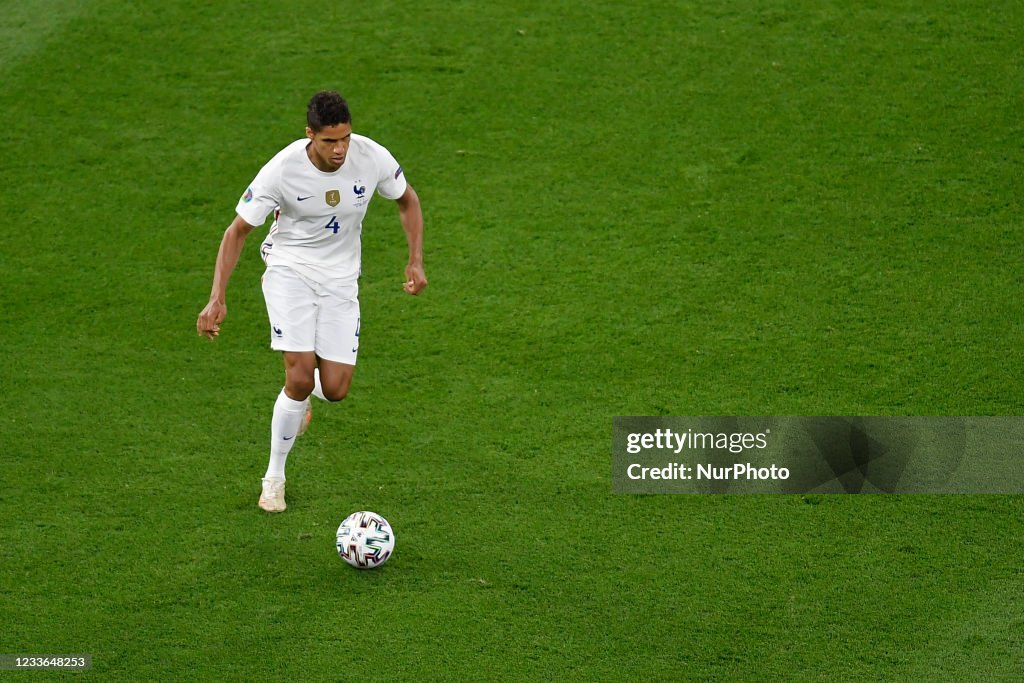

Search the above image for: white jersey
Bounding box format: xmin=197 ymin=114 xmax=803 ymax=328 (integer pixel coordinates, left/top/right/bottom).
xmin=235 ymin=133 xmax=407 ymax=285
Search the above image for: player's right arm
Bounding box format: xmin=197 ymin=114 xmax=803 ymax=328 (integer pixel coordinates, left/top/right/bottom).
xmin=196 ymin=215 xmax=256 ymax=340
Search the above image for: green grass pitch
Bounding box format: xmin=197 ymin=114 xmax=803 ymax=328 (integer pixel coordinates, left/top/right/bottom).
xmin=1 ymin=0 xmax=1022 ymax=679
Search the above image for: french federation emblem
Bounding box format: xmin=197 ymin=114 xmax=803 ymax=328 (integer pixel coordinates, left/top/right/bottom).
xmin=325 ymin=189 xmax=340 ymax=207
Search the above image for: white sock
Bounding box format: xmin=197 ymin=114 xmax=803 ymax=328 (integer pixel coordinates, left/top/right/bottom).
xmin=311 ymin=367 xmax=327 ymax=401
xmin=265 ymin=388 xmax=308 ymax=480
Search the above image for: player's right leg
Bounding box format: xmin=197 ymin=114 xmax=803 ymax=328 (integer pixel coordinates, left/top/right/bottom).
xmin=284 ymin=350 xmax=314 ymax=434
xmin=259 ymin=267 xmax=318 ymax=512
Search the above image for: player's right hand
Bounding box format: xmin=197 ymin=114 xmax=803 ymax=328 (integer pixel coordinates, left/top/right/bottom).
xmin=196 ymin=301 xmax=227 ymax=340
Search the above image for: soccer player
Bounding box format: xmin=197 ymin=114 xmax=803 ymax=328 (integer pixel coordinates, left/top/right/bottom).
xmin=196 ymin=91 xmax=426 ymax=512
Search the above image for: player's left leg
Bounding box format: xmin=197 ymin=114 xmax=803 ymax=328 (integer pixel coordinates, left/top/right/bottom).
xmin=316 ymin=360 xmax=355 ymax=401
xmin=311 ymin=282 xmax=360 ymax=401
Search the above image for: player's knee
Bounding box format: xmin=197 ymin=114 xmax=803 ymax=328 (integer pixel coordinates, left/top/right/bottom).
xmin=323 ymin=385 xmax=349 ymax=402
xmin=286 ymin=375 xmax=315 ymax=398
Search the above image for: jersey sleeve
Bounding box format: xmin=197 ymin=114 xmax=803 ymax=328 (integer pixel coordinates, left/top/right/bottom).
xmin=374 ymin=145 xmax=408 ymax=200
xmin=235 ymin=155 xmax=283 ymax=227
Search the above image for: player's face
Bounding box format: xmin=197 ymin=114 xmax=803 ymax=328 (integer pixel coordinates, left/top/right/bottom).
xmin=306 ymin=122 xmax=352 ymax=172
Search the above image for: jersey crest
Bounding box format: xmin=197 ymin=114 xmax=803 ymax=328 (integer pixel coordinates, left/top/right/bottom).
xmin=325 ymin=189 xmax=341 ymax=207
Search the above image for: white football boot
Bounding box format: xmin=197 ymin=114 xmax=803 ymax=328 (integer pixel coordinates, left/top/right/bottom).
xmin=259 ymin=477 xmax=287 ymax=513
xmin=297 ymin=399 xmax=312 ymax=437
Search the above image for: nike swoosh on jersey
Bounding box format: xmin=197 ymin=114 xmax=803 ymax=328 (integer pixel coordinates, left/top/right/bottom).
xmin=297 ymin=195 xmax=314 ymax=201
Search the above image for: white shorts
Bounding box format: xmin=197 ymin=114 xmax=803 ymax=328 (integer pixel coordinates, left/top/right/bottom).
xmin=261 ymin=265 xmax=360 ymax=365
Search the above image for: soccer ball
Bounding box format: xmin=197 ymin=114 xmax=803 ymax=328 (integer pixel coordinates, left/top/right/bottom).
xmin=336 ymin=511 xmax=395 ymax=569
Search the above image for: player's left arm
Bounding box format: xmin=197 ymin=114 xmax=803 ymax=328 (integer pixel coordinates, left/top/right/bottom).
xmin=396 ymin=184 xmax=427 ymax=295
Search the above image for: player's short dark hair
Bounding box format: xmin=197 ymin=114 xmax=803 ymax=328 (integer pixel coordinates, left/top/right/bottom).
xmin=307 ymin=91 xmax=351 ymax=131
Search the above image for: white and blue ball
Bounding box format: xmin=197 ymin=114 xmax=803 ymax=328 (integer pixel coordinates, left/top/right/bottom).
xmin=336 ymin=511 xmax=395 ymax=569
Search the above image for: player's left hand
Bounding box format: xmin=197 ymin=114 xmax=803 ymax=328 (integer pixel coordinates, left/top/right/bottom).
xmin=403 ymin=264 xmax=427 ymax=295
